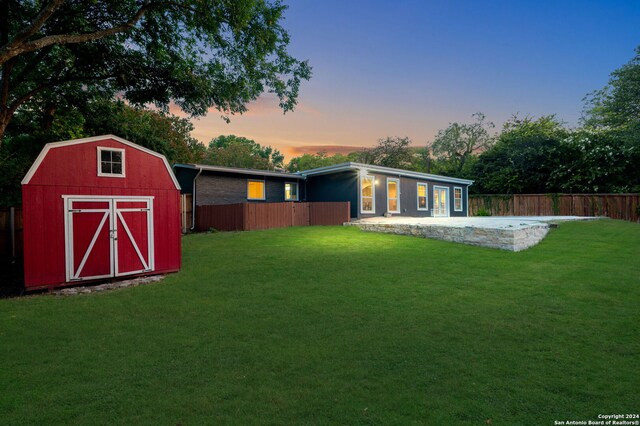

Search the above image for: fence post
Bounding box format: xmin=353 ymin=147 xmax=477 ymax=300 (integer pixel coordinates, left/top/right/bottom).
xmin=10 ymin=207 xmax=15 ymax=259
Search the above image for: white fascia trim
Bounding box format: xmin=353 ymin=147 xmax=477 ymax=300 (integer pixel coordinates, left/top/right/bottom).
xmin=299 ymin=162 xmax=474 ymax=185
xmin=184 ymin=164 xmax=305 ymax=180
xmin=22 ymin=134 xmax=181 ymax=190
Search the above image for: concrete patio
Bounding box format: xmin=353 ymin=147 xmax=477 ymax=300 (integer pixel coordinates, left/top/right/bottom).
xmin=346 ymin=216 xmax=600 ymax=251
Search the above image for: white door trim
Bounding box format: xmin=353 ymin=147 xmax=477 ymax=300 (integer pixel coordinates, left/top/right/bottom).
xmin=64 ymin=197 xmax=114 ymax=282
xmin=63 ymin=195 xmax=154 ymax=282
xmin=433 ymin=186 xmax=450 ymax=217
xmin=386 ymin=177 xmax=400 ymax=214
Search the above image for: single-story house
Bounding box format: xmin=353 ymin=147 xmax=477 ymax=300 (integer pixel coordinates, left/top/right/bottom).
xmin=174 ymin=162 xmax=473 ymax=221
xmin=173 ymin=163 xmax=306 ymax=205
xmin=301 ymin=162 xmax=473 ymax=219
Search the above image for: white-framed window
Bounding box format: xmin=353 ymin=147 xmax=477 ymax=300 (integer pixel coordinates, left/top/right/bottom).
xmin=285 ymin=182 xmax=298 ymax=201
xmin=360 ymin=175 xmax=375 ymax=214
xmin=97 ymin=147 xmax=125 ymax=177
xmin=387 ymin=178 xmax=400 ymax=213
xmin=417 ymin=182 xmax=428 ymax=211
xmin=454 ymin=186 xmax=463 ymax=211
xmin=247 ymin=179 xmax=265 ymax=200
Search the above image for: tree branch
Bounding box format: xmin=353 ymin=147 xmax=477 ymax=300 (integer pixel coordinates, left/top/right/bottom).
xmin=0 ymin=0 xmax=66 ymax=55
xmin=6 ymin=73 xmax=116 ymax=116
xmin=0 ymin=1 xmax=159 ymax=65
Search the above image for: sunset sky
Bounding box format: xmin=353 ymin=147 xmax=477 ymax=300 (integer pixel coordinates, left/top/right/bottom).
xmin=185 ymin=0 xmax=640 ymax=159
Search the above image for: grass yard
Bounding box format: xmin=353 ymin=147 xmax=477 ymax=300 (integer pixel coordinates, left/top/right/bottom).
xmin=1 ymin=220 xmax=639 ymax=425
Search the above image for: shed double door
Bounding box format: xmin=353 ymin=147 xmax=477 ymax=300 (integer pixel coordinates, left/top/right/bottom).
xmin=64 ymin=197 xmax=154 ymax=282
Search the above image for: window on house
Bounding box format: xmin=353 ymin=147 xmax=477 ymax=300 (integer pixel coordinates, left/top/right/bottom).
xmin=361 ymin=175 xmax=375 ymax=213
xmin=454 ymin=187 xmax=463 ymax=211
xmin=417 ymin=183 xmax=428 ymax=210
xmin=247 ymin=180 xmax=265 ymax=200
xmin=98 ymin=147 xmax=125 ymax=177
xmin=285 ymin=182 xmax=298 ymax=201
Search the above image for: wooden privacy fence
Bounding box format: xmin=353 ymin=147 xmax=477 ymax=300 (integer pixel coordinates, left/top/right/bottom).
xmin=195 ymin=202 xmax=351 ymax=232
xmin=0 ymin=207 xmax=23 ymax=259
xmin=180 ymin=194 xmax=193 ymax=233
xmin=469 ymin=194 xmax=640 ymax=222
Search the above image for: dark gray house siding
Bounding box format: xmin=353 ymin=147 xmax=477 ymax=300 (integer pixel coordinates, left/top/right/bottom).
xmin=306 ymin=169 xmax=470 ymax=219
xmin=360 ymin=172 xmax=469 ymax=218
xmin=175 ymin=162 xmax=471 ymax=220
xmin=173 ymin=165 xmax=305 ymax=206
xmin=195 ymin=172 xmax=305 ymax=205
xmin=305 ymin=171 xmax=359 ymax=218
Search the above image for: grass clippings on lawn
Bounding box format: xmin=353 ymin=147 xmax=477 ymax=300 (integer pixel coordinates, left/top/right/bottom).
xmin=1 ymin=220 xmax=639 ymax=425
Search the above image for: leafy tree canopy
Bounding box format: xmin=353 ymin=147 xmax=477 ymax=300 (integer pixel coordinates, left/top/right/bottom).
xmin=0 ymin=99 xmax=205 ymax=206
xmin=203 ymin=134 xmax=283 ymax=170
xmin=549 ymin=127 xmax=637 ymax=193
xmin=286 ymin=151 xmax=358 ymax=172
xmin=0 ymin=0 xmax=311 ymax=141
xmin=472 ymin=115 xmax=569 ymax=194
xmin=358 ymin=136 xmax=415 ymax=169
xmin=430 ymin=112 xmax=495 ymax=176
xmin=583 ymin=45 xmax=640 ymax=137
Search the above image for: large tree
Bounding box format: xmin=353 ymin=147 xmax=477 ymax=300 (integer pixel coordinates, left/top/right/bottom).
xmin=0 ymin=0 xmax=311 ymax=142
xmin=583 ymin=45 xmax=640 ymax=136
xmin=203 ymin=134 xmax=283 ymax=170
xmin=286 ymin=151 xmax=358 ymax=172
xmin=472 ymin=115 xmax=568 ymax=194
xmin=358 ymin=136 xmax=414 ymax=169
xmin=0 ymin=99 xmax=205 ymax=206
xmin=430 ymin=112 xmax=495 ymax=176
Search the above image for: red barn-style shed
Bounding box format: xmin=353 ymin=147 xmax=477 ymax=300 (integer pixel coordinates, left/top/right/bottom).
xmin=21 ymin=135 xmax=181 ymax=290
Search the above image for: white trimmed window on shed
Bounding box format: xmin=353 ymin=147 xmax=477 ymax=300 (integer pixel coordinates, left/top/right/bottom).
xmin=454 ymin=187 xmax=463 ymax=211
xmin=97 ymin=147 xmax=125 ymax=177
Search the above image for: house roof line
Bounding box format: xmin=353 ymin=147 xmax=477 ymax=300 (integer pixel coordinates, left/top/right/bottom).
xmin=21 ymin=134 xmax=181 ymax=189
xmin=174 ymin=163 xmax=305 ymax=180
xmin=297 ymin=162 xmax=474 ymax=185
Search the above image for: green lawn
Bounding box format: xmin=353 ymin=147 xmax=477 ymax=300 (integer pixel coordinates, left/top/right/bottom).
xmin=1 ymin=220 xmax=639 ymax=425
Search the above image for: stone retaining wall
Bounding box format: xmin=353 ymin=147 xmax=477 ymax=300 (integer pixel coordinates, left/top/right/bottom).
xmin=346 ymin=222 xmax=550 ymax=252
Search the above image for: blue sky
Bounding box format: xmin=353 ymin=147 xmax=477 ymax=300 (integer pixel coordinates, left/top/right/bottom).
xmin=188 ymin=0 xmax=640 ymax=158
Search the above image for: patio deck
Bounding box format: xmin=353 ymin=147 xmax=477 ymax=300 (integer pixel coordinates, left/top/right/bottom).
xmin=346 ymin=216 xmax=599 ymax=251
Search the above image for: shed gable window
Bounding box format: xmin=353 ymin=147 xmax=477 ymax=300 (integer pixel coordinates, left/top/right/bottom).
xmin=417 ymin=182 xmax=428 ymax=210
xmin=454 ymin=187 xmax=463 ymax=211
xmin=97 ymin=147 xmax=125 ymax=177
xmin=360 ymin=175 xmax=375 ymax=213
xmin=247 ymin=180 xmax=265 ymax=200
xmin=285 ymin=182 xmax=298 ymax=201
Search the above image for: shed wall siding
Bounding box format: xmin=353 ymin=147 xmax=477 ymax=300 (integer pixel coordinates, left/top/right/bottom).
xmin=22 ymin=137 xmax=181 ymax=288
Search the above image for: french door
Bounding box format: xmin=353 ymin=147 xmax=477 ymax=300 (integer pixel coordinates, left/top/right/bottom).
xmin=433 ymin=187 xmax=449 ymax=217
xmin=64 ymin=196 xmax=154 ymax=282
